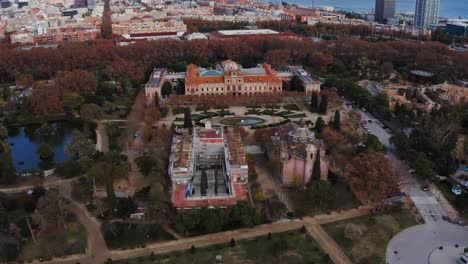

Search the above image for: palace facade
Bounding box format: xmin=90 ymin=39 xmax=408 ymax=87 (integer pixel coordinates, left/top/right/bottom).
xmin=144 ymin=60 xmax=320 ymax=100
xmin=185 ymin=60 xmax=282 ymax=96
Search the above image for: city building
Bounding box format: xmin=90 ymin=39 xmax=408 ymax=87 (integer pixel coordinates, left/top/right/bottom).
xmin=446 ymin=21 xmax=468 ymax=37
xmin=289 ymin=66 xmax=321 ymax=95
xmin=269 ymin=120 xmax=329 ymax=187
xmin=144 ymin=62 xmax=321 ymax=100
xmin=414 ymin=0 xmax=440 ymax=28
xmin=208 ymin=29 xmax=298 ymax=40
xmin=32 ymin=25 xmax=99 ymax=44
xmin=185 ymin=60 xmax=282 ymax=96
xmin=375 ymin=0 xmax=395 ymax=23
xmin=169 ymin=126 xmax=249 ymax=208
xmin=111 ymin=17 xmax=187 ymax=36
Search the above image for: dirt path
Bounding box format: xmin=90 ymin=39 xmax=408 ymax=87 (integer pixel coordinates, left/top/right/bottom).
xmin=305 ymin=220 xmax=352 ymax=264
xmin=37 ymin=206 xmax=370 ymax=264
xmin=95 ymin=121 xmax=109 ymax=153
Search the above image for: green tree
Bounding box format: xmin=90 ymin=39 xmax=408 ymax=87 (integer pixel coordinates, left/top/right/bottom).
xmin=315 ymin=117 xmax=325 ymax=133
xmin=62 ymin=93 xmax=84 ymax=112
xmin=183 ymin=108 xmax=193 ymax=128
xmin=149 ymin=181 xmax=167 ymax=203
xmin=36 ymin=143 xmax=54 ymax=159
xmin=364 ymin=134 xmax=385 ymax=152
xmin=161 ymin=82 xmax=173 ymax=98
xmin=80 ymin=103 xmax=102 ymax=121
xmin=290 ymin=75 xmax=304 ymax=92
xmin=0 ymin=151 xmax=16 ymax=184
xmin=303 ymin=180 xmax=335 ymax=210
xmin=310 ymin=92 xmax=319 ymax=112
xmin=65 ymin=130 xmax=95 ymax=160
xmin=135 ymin=156 xmax=153 ymax=176
xmin=312 ymin=151 xmax=321 ymax=180
xmin=319 ymin=94 xmax=328 ymax=114
xmin=333 ymin=110 xmax=341 ymax=130
xmin=176 ymin=79 xmax=185 ymax=95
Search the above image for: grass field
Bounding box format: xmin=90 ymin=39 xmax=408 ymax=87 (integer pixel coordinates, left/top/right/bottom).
xmin=113 ymin=229 xmax=332 ymax=264
xmin=322 ymin=209 xmax=418 ymax=264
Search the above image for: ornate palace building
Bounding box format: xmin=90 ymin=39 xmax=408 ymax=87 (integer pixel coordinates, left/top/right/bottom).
xmin=144 ymin=60 xmax=320 ymax=100
xmin=185 ymin=60 xmax=282 ymax=96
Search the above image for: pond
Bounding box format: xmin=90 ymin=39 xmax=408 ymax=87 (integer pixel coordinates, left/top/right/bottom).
xmin=220 ymin=116 xmax=265 ymax=126
xmin=7 ymin=121 xmax=81 ymax=173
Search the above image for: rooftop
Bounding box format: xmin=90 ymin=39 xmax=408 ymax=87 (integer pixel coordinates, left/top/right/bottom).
xmin=216 ymin=29 xmax=278 ymax=36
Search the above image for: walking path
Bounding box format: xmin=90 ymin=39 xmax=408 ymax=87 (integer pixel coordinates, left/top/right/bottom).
xmin=36 ymin=206 xmax=370 ymax=264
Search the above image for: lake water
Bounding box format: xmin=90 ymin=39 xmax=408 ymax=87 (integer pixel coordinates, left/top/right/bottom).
xmin=280 ymin=0 xmax=467 ymax=18
xmin=7 ymin=122 xmax=78 ymax=173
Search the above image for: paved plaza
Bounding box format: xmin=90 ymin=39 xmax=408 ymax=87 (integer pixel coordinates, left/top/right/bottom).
xmin=386 ymin=221 xmax=468 ymax=264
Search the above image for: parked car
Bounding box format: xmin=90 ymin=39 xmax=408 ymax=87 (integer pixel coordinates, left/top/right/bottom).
xmin=422 ymin=185 xmax=430 ymax=191
xmin=368 ymin=120 xmax=373 ymax=123
xmin=452 ymin=185 xmax=462 ymax=195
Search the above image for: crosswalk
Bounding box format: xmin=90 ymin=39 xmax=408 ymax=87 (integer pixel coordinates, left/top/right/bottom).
xmin=412 ymin=196 xmax=439 ymax=205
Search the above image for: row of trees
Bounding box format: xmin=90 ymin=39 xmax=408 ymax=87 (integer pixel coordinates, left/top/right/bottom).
xmin=310 ymin=92 xmax=328 ymax=114
xmin=1 ymin=34 xmax=466 ymax=85
xmin=174 ymin=201 xmax=259 ymax=236
xmin=391 ymin=106 xmax=462 ymax=177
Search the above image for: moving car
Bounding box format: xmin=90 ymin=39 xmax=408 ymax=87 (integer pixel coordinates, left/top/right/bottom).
xmin=422 ymin=185 xmax=430 ymax=191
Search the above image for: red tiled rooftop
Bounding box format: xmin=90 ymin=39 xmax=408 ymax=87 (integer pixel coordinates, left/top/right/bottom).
xmin=172 ymin=183 xmax=248 ymax=208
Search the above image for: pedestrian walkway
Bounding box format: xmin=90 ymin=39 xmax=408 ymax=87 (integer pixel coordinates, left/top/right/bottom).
xmin=412 ymin=196 xmax=439 ymax=205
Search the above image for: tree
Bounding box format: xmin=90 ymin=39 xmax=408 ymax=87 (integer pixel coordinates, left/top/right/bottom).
xmin=315 ymin=117 xmax=325 ymax=133
xmin=65 ymin=130 xmax=95 ymax=160
xmin=36 ymin=143 xmax=54 ymax=160
xmin=364 ymin=133 xmax=385 ymax=152
xmin=312 ymin=151 xmax=321 ymax=180
xmin=302 ymin=180 xmax=335 ymax=210
xmin=149 ymin=182 xmax=167 ymax=203
xmin=80 ymin=103 xmax=102 ymax=121
xmin=0 ymin=151 xmax=16 ymax=184
xmin=183 ymin=108 xmax=193 ymax=128
xmin=28 ymin=83 xmax=63 ymax=114
xmin=230 ymin=238 xmax=236 ymax=247
xmin=54 ymin=69 xmax=97 ymax=93
xmin=62 ymin=93 xmax=84 ymax=112
xmin=310 ymin=92 xmax=318 ymax=112
xmin=135 ymin=156 xmax=153 ymax=176
xmin=319 ymin=94 xmax=328 ymax=114
xmin=161 ymin=82 xmax=173 ymax=98
xmin=349 ymin=152 xmax=397 ymax=204
xmin=36 ymin=189 xmax=68 ymax=229
xmin=289 ymin=75 xmax=304 ymax=92
xmin=333 ymin=110 xmax=341 ymax=130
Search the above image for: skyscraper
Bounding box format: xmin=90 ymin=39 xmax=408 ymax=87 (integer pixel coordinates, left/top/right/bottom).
xmin=414 ymin=0 xmax=440 ymax=28
xmin=375 ymin=0 xmax=396 ymax=23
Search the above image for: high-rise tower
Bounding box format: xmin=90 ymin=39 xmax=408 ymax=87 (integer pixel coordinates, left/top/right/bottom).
xmin=375 ymin=0 xmax=396 ymax=23
xmin=414 ymin=0 xmax=440 ymax=28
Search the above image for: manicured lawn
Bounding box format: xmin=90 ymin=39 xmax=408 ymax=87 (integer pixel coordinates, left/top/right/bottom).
xmin=101 ymin=222 xmax=175 ymax=249
xmin=322 ymin=209 xmax=418 ymax=264
xmin=113 ymin=229 xmax=332 ymax=264
xmin=22 ymin=221 xmax=87 ymax=261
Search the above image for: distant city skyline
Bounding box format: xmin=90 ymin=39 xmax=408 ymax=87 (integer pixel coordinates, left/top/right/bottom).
xmin=277 ymin=0 xmax=466 ymax=18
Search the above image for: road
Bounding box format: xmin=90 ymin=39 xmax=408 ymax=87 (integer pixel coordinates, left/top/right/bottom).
xmin=344 ymin=100 xmax=452 ymax=224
